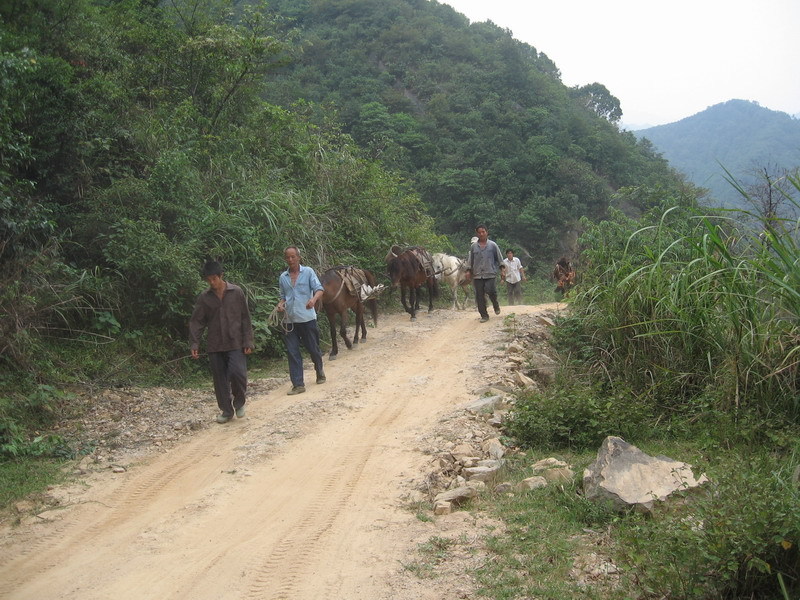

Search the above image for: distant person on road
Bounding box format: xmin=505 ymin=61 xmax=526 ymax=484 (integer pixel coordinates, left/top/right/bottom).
xmin=276 ymin=246 xmax=326 ymax=395
xmin=502 ymin=249 xmax=526 ymax=305
xmin=189 ymin=260 xmax=254 ymax=424
xmin=553 ymin=256 xmax=576 ymax=295
xmin=464 ymin=225 xmax=505 ymax=322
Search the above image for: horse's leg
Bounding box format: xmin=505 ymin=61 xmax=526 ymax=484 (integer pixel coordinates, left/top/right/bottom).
xmin=339 ymin=308 xmax=353 ymax=351
xmin=348 ymin=304 xmax=361 ymax=346
xmin=451 ymin=281 xmax=458 ymax=310
xmin=355 ymin=302 xmax=367 ymax=343
xmin=400 ymin=285 xmax=411 ymax=316
xmin=427 ymin=279 xmax=435 ymax=313
xmin=326 ymin=309 xmax=339 ymax=360
xmin=408 ymin=285 xmax=417 ymax=321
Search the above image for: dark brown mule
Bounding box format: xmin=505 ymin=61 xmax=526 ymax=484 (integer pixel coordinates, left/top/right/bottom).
xmin=320 ymin=267 xmax=379 ymax=360
xmin=386 ymin=247 xmax=438 ymax=320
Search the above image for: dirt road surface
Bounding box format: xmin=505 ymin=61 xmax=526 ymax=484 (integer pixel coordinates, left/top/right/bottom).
xmin=0 ymin=303 xmax=563 ymax=600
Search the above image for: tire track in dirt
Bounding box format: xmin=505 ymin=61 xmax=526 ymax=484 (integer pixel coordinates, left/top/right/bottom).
xmin=243 ymin=401 xmax=406 ymax=600
xmin=0 ymin=434 xmax=225 ymax=597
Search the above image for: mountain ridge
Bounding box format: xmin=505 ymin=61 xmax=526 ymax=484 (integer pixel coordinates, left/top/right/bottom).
xmin=634 ymin=99 xmax=800 ymax=209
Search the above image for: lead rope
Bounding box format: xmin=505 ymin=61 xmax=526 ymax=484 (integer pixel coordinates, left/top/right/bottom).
xmin=268 ymin=305 xmax=293 ymax=334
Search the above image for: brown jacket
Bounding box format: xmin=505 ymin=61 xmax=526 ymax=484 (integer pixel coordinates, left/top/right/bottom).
xmin=189 ymin=282 xmax=254 ymax=353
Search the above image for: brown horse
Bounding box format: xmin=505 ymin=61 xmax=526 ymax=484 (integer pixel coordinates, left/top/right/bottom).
xmin=320 ymin=267 xmax=380 ymax=360
xmin=386 ymin=246 xmax=438 ymax=320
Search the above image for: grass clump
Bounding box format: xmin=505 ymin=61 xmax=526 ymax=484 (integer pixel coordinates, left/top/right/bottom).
xmin=0 ymin=458 xmax=67 ymax=510
xmin=507 ymin=379 xmax=652 ymax=451
xmin=474 ymin=461 xmax=617 ymax=599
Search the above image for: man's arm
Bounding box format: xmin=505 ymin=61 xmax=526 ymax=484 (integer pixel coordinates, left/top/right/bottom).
xmin=239 ymin=289 xmax=255 ymax=351
xmin=307 ymin=269 xmax=324 ymax=309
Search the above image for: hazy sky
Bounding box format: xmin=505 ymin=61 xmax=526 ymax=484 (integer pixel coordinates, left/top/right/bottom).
xmin=441 ymin=0 xmax=800 ymax=128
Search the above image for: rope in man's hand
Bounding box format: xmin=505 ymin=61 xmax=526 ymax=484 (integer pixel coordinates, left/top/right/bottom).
xmin=268 ymin=305 xmax=293 ymax=334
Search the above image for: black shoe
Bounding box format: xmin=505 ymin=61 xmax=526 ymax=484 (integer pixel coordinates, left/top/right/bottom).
xmin=287 ymin=385 xmax=306 ymax=395
xmin=316 ymin=374 xmax=326 ymax=384
xmin=479 ymin=316 xmax=489 ymax=323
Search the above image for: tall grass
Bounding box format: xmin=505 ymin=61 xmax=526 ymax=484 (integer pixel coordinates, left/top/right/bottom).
xmin=570 ymin=183 xmax=800 ymax=425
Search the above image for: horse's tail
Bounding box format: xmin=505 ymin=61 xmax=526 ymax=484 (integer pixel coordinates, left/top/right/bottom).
xmin=366 ymin=298 xmax=378 ymax=326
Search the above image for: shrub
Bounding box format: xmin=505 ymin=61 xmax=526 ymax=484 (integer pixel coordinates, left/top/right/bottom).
xmin=617 ymin=452 xmax=800 ymax=599
xmin=507 ymin=379 xmax=653 ymax=450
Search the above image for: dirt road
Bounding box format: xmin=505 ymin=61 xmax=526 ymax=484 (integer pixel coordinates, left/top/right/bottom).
xmin=0 ymin=303 xmax=562 ymax=600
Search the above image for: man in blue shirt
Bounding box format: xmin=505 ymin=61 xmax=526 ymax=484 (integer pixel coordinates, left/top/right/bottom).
xmin=276 ymin=246 xmax=326 ymax=395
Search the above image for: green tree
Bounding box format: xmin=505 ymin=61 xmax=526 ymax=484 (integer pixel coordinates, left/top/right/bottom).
xmin=570 ymin=82 xmax=622 ymax=123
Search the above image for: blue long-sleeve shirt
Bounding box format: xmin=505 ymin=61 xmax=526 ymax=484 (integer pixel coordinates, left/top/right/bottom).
xmin=279 ymin=265 xmax=323 ymax=323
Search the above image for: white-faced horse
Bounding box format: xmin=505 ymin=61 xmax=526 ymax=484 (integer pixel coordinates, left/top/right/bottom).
xmin=432 ymin=253 xmax=471 ymax=310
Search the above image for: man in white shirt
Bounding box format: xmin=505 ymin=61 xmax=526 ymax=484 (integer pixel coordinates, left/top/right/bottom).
xmin=502 ymin=249 xmax=526 ymax=305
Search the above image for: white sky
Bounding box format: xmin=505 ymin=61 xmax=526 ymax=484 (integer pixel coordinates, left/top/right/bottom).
xmin=441 ymin=0 xmax=800 ymax=128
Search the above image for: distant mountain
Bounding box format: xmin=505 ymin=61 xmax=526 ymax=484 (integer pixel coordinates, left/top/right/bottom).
xmin=635 ymin=100 xmax=800 ymax=210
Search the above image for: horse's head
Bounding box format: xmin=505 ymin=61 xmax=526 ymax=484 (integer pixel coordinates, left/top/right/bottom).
xmin=431 ymin=253 xmax=445 ymax=280
xmin=386 ymin=256 xmax=402 ymax=287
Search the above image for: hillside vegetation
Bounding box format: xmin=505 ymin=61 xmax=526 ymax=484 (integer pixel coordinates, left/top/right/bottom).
xmin=262 ymin=0 xmax=692 ymax=255
xmin=1 ymin=0 xmax=445 ymax=443
xmin=636 ymin=99 xmax=800 ymax=211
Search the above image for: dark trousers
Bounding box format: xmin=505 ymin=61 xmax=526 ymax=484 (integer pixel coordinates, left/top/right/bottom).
xmin=474 ymin=277 xmax=500 ymax=318
xmin=506 ymin=281 xmax=523 ymax=305
xmin=208 ymin=349 xmax=248 ymax=416
xmin=284 ymin=320 xmax=324 ymax=387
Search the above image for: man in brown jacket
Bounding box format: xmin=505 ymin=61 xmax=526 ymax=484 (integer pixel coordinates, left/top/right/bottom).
xmin=189 ymin=260 xmax=254 ymax=423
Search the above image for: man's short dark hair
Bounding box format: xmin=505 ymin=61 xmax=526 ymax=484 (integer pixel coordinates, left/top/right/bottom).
xmin=201 ymin=260 xmax=223 ymax=277
xmin=475 ymin=224 xmax=487 ymax=232
xmin=505 ymin=248 xmax=514 ymax=254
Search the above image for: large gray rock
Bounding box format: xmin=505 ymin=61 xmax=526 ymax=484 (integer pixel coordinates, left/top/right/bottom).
xmin=463 ymin=463 xmax=502 ymax=482
xmin=463 ymin=395 xmax=505 ymax=413
xmin=434 ymin=486 xmax=478 ymax=506
xmin=583 ymin=436 xmax=708 ymax=512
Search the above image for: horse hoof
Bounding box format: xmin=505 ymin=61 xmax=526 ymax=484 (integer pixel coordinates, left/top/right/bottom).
xmin=329 ymin=354 xmax=338 ymax=360
xmin=410 ymin=317 xmax=417 ymax=321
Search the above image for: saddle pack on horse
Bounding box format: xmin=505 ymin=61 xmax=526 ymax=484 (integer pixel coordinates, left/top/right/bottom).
xmin=385 ymin=245 xmax=435 ymax=278
xmin=333 ymin=266 xmax=385 ymax=301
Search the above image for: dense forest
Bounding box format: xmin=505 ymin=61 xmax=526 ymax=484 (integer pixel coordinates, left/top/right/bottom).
xmin=2 ymin=0 xmax=447 ymax=385
xmin=261 ymin=0 xmax=692 ymax=255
